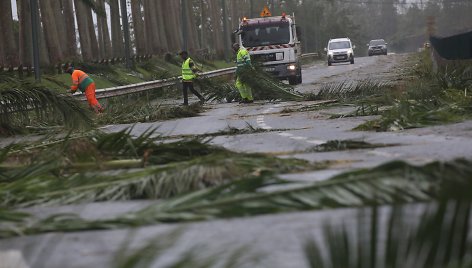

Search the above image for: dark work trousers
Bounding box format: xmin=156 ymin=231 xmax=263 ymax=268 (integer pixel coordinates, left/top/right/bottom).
xmin=182 ymin=81 xmax=204 ymax=105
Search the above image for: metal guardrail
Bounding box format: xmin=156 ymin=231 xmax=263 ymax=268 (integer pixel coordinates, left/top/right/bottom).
xmin=73 ymin=53 xmax=317 ymax=100
xmin=73 ymin=67 xmax=236 ymax=101
xmin=300 ymin=52 xmax=319 ymax=58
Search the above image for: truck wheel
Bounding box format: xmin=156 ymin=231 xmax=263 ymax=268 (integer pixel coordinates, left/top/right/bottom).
xmin=288 ymin=76 xmax=298 ymax=85
xmin=297 ymin=71 xmax=303 ymax=84
xmin=350 ymin=58 xmax=355 ymax=64
xmin=328 ymin=61 xmax=332 ymax=66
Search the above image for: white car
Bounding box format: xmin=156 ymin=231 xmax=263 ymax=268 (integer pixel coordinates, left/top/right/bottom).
xmin=325 ymin=38 xmax=355 ymax=66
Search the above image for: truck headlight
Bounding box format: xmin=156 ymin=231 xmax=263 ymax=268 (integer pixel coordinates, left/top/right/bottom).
xmin=287 ymin=64 xmax=296 ymax=70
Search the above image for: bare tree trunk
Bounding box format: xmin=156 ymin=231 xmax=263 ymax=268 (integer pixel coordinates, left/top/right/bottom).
xmin=95 ymin=0 xmax=112 ymax=59
xmin=0 ymin=0 xmax=19 ymax=66
xmin=155 ymin=0 xmax=169 ymax=52
xmin=39 ymin=23 xmax=50 ymax=66
xmin=110 ymin=0 xmax=124 ymax=57
xmin=18 ymin=0 xmax=33 ymax=66
xmin=85 ymin=4 xmax=100 ymax=60
xmin=164 ymin=0 xmax=182 ymax=51
xmin=62 ymin=0 xmax=77 ymax=58
xmin=209 ymin=0 xmax=224 ymax=56
xmin=131 ymin=0 xmax=146 ymax=55
xmin=185 ymin=0 xmax=199 ymax=51
xmin=0 ymin=22 xmax=5 ymax=66
xmin=74 ymin=0 xmax=93 ymax=61
xmin=39 ymin=0 xmax=63 ymax=64
xmin=143 ymin=0 xmax=161 ymax=54
xmin=51 ymin=0 xmax=68 ymax=57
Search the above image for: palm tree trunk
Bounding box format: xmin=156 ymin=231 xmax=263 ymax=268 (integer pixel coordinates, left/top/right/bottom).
xmin=39 ymin=0 xmax=64 ymax=64
xmin=110 ymin=0 xmax=124 ymax=57
xmin=62 ymin=0 xmax=78 ymax=58
xmin=18 ymin=0 xmax=33 ymax=66
xmin=0 ymin=0 xmax=20 ymax=66
xmin=74 ymin=0 xmax=93 ymax=61
xmin=131 ymin=0 xmax=146 ymax=55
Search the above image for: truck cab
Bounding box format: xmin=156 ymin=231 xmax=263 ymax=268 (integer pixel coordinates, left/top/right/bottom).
xmin=236 ymin=11 xmax=302 ymax=85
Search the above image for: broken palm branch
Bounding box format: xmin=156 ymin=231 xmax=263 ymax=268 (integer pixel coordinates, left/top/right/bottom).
xmin=304 ymin=201 xmax=472 ymax=268
xmin=238 ymin=65 xmax=303 ymax=101
xmin=2 ymin=158 xmax=472 ymax=238
xmin=197 ymin=66 xmax=303 ymax=102
xmin=0 ymin=128 xmax=314 ymax=207
xmin=0 ymin=82 xmax=92 ymax=135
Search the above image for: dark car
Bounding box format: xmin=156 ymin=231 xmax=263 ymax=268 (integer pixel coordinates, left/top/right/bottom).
xmin=367 ymin=39 xmax=387 ymax=56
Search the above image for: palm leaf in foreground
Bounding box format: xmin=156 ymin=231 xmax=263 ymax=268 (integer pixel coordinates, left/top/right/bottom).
xmin=305 ymin=201 xmax=472 ymax=268
xmin=2 ymin=159 xmax=471 ymax=238
xmin=0 ymin=83 xmax=92 ymax=134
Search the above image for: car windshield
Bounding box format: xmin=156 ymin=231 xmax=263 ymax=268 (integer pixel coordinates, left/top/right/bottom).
xmin=370 ymin=40 xmax=385 ymax=46
xmin=241 ymin=22 xmax=291 ymax=47
xmin=328 ymin=41 xmax=351 ymax=50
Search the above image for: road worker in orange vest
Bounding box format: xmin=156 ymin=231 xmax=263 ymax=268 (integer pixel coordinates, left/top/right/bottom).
xmin=66 ymin=66 xmax=104 ymax=113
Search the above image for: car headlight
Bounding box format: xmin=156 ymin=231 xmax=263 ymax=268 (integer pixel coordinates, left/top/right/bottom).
xmin=347 ymin=49 xmax=353 ymax=55
xmin=287 ymin=64 xmax=296 ymax=70
xmin=328 ymin=51 xmax=333 ymax=56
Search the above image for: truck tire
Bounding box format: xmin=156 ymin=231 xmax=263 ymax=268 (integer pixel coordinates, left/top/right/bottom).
xmin=350 ymin=58 xmax=355 ymax=64
xmin=328 ymin=61 xmax=332 ymax=66
xmin=288 ymin=76 xmax=298 ymax=85
xmin=297 ymin=71 xmax=302 ymax=84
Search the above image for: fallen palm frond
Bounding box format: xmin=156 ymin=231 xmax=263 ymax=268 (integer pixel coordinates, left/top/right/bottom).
xmin=305 ymin=201 xmax=472 ymax=268
xmin=0 ymin=82 xmax=93 ymax=135
xmin=0 ymin=128 xmax=314 ymax=208
xmin=2 ymin=158 xmax=471 ymax=238
xmin=197 ymin=66 xmax=303 ymax=102
xmin=306 ymin=79 xmax=392 ymax=102
xmin=95 ymin=99 xmax=204 ymax=125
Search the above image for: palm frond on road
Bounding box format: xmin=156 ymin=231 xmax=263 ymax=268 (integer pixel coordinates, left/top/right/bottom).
xmin=2 ymin=158 xmax=471 ymax=238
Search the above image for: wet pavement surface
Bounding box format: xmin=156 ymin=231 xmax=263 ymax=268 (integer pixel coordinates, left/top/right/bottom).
xmin=3 ymin=54 xmax=472 ymax=267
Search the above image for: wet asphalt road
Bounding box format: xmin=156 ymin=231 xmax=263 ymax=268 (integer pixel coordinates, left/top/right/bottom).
xmin=2 ymin=54 xmax=472 ymax=268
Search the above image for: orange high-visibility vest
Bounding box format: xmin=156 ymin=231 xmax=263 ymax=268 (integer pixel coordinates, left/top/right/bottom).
xmin=71 ymin=70 xmax=94 ymax=92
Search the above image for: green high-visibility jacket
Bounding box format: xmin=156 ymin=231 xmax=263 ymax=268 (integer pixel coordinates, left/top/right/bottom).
xmin=182 ymin=58 xmax=196 ymax=81
xmin=236 ymin=48 xmax=251 ymax=75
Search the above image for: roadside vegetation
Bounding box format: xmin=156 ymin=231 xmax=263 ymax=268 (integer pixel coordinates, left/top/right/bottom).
xmin=302 ymin=51 xmax=472 ymax=132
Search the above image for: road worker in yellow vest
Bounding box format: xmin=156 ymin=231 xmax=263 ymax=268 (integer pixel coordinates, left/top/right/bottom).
xmin=232 ymin=43 xmax=254 ymax=103
xmin=180 ymin=51 xmax=205 ymax=106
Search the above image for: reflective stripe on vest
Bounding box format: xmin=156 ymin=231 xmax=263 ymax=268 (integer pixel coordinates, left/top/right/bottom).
xmin=182 ymin=58 xmax=196 ymax=81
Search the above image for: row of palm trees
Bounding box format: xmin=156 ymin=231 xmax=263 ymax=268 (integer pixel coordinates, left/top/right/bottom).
xmin=0 ymin=0 xmax=273 ymax=67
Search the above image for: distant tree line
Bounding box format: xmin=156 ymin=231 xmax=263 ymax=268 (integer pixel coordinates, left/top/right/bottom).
xmin=0 ymin=0 xmax=470 ymax=67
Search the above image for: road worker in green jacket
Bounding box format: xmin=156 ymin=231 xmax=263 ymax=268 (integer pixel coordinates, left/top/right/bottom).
xmin=180 ymin=51 xmax=205 ymax=106
xmin=232 ymin=43 xmax=254 ymax=103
